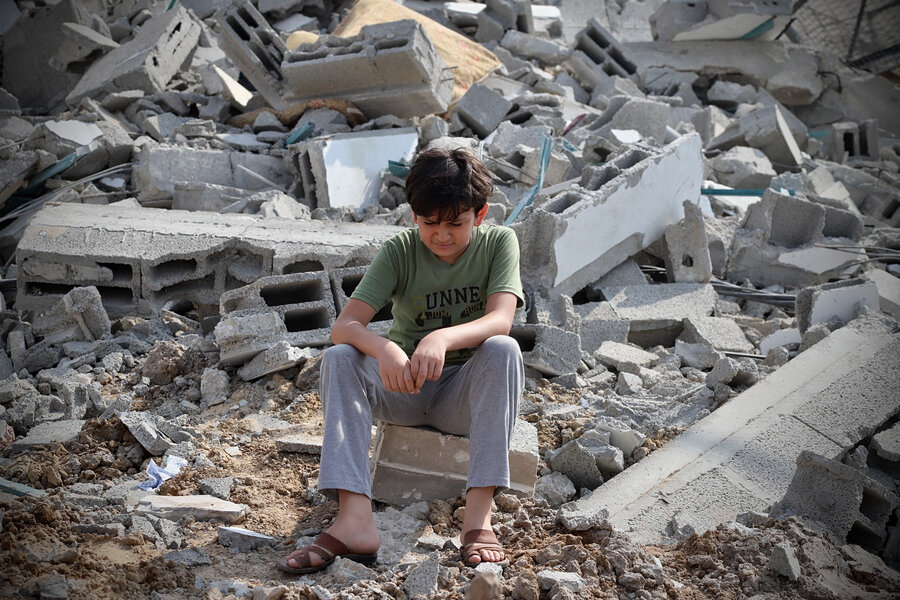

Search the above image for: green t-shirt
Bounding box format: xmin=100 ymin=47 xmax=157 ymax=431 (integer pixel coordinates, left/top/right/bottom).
xmin=351 ymin=224 xmax=524 ymax=364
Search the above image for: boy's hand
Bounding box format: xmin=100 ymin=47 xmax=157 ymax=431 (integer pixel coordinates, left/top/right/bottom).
xmin=410 ymin=332 xmax=447 ymax=390
xmin=377 ymin=342 xmax=420 ymax=394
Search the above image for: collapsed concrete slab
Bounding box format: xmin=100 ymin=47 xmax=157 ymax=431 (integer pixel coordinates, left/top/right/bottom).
xmin=558 ymin=316 xmax=900 ymax=543
xmin=1 ymin=0 xmax=102 ymax=112
xmin=512 ymin=133 xmax=703 ymax=297
xmin=286 ymin=128 xmax=418 ymax=209
xmin=65 ymin=5 xmax=201 ymax=107
xmin=16 ymin=203 xmax=404 ymax=319
xmin=134 ymin=144 xmax=293 ymax=206
xmin=626 ymin=40 xmax=823 ymax=106
xmin=370 ymin=419 xmax=538 ymax=506
xmin=282 ymin=20 xmax=453 ymax=118
xmin=650 ymin=0 xmax=792 ymax=42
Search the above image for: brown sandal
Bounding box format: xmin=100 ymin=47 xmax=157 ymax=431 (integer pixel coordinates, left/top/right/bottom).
xmin=277 ymin=531 xmax=377 ymax=575
xmin=460 ymin=529 xmax=509 ymax=567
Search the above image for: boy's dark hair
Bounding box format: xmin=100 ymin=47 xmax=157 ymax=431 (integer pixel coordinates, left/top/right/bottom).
xmin=405 ymin=147 xmax=493 ymax=221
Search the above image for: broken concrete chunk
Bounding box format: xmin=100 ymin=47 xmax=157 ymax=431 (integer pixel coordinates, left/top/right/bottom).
xmin=237 ymin=342 xmax=318 ymax=381
xmin=500 ymin=30 xmax=570 ymax=66
xmin=218 ymin=526 xmax=278 ymax=551
xmin=680 ymin=317 xmax=753 ymax=353
xmin=709 ymin=146 xmax=775 ymax=189
xmin=66 ymin=5 xmax=201 ymax=106
xmin=455 ymin=83 xmax=513 ymax=139
xmin=665 ymin=200 xmax=712 ymax=283
xmin=32 ymin=286 xmax=111 ymax=346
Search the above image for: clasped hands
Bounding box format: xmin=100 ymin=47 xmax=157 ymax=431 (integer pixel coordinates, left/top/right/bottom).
xmin=377 ymin=332 xmax=446 ymax=394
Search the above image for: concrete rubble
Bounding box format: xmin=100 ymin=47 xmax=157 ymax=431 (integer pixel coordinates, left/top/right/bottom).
xmin=1 ymin=1 xmax=899 ymax=599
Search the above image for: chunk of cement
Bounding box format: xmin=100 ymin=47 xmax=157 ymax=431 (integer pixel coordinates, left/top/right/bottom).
xmin=665 ymin=200 xmax=712 ymax=283
xmin=32 ymin=286 xmax=111 ymax=346
xmin=237 ymin=341 xmax=316 ymax=381
xmin=758 ymin=328 xmax=801 ymax=356
xmin=767 ymin=541 xmax=801 ymax=580
xmin=870 ymin=423 xmax=900 ymax=463
xmin=403 ymin=551 xmax=440 ymax=599
xmin=138 ymin=494 xmax=250 ymax=524
xmin=709 ymin=146 xmax=775 ymax=189
xmin=675 ymin=339 xmax=723 ymax=369
xmin=602 ymin=283 xmax=717 ymax=347
xmin=680 ymin=317 xmax=753 ymax=353
xmin=534 ymin=472 xmax=576 ymax=507
xmin=456 ymin=83 xmax=512 ymax=138
xmin=275 ymin=434 xmax=323 ymax=454
xmin=218 ymin=526 xmax=278 ymax=551
xmin=594 ymin=341 xmax=658 ymax=369
xmin=510 ymin=323 xmax=581 ymax=377
xmin=770 ymin=451 xmax=899 ymax=547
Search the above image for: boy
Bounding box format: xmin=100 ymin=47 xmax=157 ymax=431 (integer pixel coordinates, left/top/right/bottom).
xmin=278 ymin=147 xmax=525 ymax=574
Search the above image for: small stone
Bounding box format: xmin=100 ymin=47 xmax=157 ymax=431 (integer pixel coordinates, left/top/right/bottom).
xmin=466 ymin=571 xmax=502 ymax=599
xmin=767 ymin=541 xmax=801 ymax=581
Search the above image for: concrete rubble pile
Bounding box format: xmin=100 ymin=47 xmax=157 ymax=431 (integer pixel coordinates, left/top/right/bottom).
xmin=1 ymin=0 xmax=899 ymax=598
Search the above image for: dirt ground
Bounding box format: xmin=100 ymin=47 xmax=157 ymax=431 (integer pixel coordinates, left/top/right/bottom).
xmin=2 ymin=340 xmax=899 ymax=600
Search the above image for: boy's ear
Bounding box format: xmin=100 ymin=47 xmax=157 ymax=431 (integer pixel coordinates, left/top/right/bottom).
xmin=474 ymin=205 xmax=488 ymax=225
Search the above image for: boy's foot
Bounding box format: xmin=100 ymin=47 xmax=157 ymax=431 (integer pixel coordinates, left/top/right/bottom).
xmin=460 ymin=528 xmax=508 ymax=566
xmin=280 ymin=518 xmax=380 ymax=573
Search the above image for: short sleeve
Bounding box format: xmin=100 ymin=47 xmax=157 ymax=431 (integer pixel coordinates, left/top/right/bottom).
xmin=486 ymin=227 xmax=524 ymax=307
xmin=350 ymin=241 xmax=399 ymax=312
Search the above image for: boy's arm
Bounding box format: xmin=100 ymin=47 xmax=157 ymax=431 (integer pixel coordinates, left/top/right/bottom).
xmin=332 ymin=298 xmax=421 ymax=394
xmin=409 ymin=291 xmax=518 ymax=389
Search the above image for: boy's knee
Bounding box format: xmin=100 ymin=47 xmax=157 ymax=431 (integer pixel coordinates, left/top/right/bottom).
xmin=322 ymin=343 xmax=363 ymax=366
xmin=482 ymin=335 xmax=521 ymax=360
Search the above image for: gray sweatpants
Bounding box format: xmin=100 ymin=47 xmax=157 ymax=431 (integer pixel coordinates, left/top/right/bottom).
xmin=316 ymin=335 xmax=524 ymax=502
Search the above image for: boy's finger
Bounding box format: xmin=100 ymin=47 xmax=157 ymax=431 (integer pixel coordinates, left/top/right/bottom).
xmin=403 ymin=365 xmax=418 ymax=394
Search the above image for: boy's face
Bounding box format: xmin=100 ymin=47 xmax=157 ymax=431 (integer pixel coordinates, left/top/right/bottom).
xmin=413 ymin=205 xmax=488 ymax=264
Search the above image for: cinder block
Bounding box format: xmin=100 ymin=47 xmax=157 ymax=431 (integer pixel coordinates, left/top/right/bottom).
xmin=582 ymin=96 xmax=670 ymax=146
xmin=509 ymin=323 xmax=581 ymax=377
xmin=739 ymin=105 xmax=802 ymax=167
xmin=66 ymin=5 xmax=201 ymax=106
xmin=16 ymin=203 xmax=404 ymax=320
xmin=574 ymin=301 xmax=630 ymax=354
xmin=743 ymin=189 xmax=825 ymax=248
xmin=455 ymin=83 xmax=513 ymax=139
xmin=370 ymin=419 xmax=538 ymax=506
xmin=511 ymin=134 xmax=703 ymax=296
xmin=830 ymin=120 xmax=880 ymax=163
xmin=217 ymin=272 xmax=336 ymax=364
xmin=281 ymin=20 xmax=452 ymax=118
xmin=567 ymin=18 xmax=638 ymax=91
xmin=217 ymin=0 xmax=289 ymax=110
xmin=329 ymin=266 xmax=392 ymax=337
